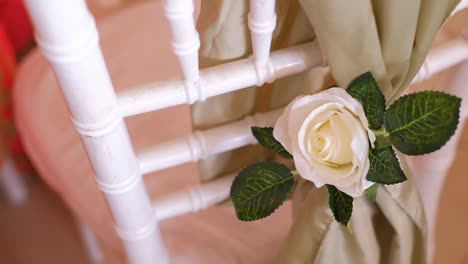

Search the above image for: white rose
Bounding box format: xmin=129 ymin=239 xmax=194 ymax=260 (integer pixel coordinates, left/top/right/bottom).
xmin=273 ymin=88 xmax=376 ymax=197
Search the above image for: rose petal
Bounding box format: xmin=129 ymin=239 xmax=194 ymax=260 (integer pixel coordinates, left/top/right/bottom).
xmin=326 ymin=114 xmax=353 ymax=164
xmin=360 ymin=158 xmax=373 ymax=190
xmin=273 ymin=96 xmax=306 ymax=153
xmin=298 ymin=140 xmax=358 ymax=188
xmin=298 ymin=103 xmax=337 ymax=165
xmin=338 ymin=160 xmax=373 ymax=197
xmin=291 ymin=140 xmax=325 ymax=188
xmin=337 ymin=110 xmax=369 ymax=169
xmin=313 ymin=88 xmax=376 ymax=146
xmin=336 ymin=179 xmax=364 ymax=197
xmin=286 ymin=96 xmax=328 ymax=143
xmin=273 ymin=88 xmax=376 ymax=197
xmin=294 ymin=103 xmax=364 ymax=191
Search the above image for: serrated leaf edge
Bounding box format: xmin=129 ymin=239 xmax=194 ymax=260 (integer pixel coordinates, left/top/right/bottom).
xmin=230 ymin=161 xmax=294 ymax=222
xmin=367 ymin=147 xmax=407 ymax=185
xmin=327 ymin=185 xmax=353 ymax=226
xmin=385 ymin=90 xmax=462 ymax=156
xmin=236 ymin=189 xmax=292 ymax=222
xmin=347 ymin=71 xmax=386 ymax=130
xmin=251 ymin=126 xmax=293 ymax=159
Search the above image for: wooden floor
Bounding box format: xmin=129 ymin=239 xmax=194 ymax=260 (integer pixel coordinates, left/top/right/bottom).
xmin=0 ymin=179 xmax=89 ymax=264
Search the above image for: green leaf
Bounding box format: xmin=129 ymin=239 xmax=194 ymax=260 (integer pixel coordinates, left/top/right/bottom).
xmin=347 ymin=72 xmax=386 ymax=130
xmin=326 ymin=185 xmax=353 ymax=226
xmin=230 ymin=161 xmax=294 ymax=221
xmin=366 ymin=183 xmax=380 ymax=203
xmin=367 ymin=147 xmax=407 ymax=184
xmin=251 ymin=127 xmax=293 ymax=159
xmin=384 ymin=91 xmax=461 ymax=155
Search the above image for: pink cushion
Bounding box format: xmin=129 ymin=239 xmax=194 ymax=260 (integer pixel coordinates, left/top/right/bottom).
xmin=13 ymin=1 xmax=291 ymax=263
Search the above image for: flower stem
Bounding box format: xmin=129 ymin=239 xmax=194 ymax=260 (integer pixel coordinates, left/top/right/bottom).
xmin=373 ymin=129 xmax=390 ymax=137
xmin=346 ymin=222 xmax=353 ymax=234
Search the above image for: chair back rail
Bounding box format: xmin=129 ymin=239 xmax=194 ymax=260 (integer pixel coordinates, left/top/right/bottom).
xmin=154 ymin=174 xmax=236 ymax=221
xmin=118 ymin=41 xmax=322 ymax=117
xmin=138 ymin=108 xmax=282 ymax=174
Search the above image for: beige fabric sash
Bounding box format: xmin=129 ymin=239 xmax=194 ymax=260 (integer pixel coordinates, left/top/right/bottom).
xmin=193 ymin=1 xmax=460 ymax=263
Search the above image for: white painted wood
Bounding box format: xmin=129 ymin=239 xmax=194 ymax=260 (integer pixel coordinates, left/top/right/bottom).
xmin=164 ymin=0 xmax=200 ymax=82
xmin=452 ymin=0 xmax=468 ymax=15
xmin=154 ymin=174 xmax=235 ymax=220
xmin=118 ymin=41 xmax=322 ymax=117
xmin=0 ymin=158 xmax=28 ymax=205
xmin=76 ymin=220 xmax=104 ymax=264
xmin=119 ymin=34 xmax=468 ymax=118
xmin=22 ymin=1 xmax=167 ymax=263
xmin=411 ymin=37 xmax=468 ymax=84
xmin=249 ymin=0 xmax=276 ymax=86
xmin=138 ymin=109 xmax=282 ymax=174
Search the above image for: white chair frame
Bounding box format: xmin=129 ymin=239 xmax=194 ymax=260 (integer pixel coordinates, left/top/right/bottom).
xmin=22 ymin=0 xmax=468 ymax=263
xmin=0 ymin=157 xmax=28 ymax=205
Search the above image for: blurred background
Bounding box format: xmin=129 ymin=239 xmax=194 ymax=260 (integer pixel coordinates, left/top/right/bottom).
xmin=0 ymin=0 xmax=468 ymax=263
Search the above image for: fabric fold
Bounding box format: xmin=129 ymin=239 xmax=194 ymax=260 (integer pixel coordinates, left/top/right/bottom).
xmin=194 ymin=0 xmax=461 ymax=263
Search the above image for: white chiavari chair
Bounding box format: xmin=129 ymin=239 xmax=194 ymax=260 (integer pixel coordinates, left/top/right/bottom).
xmin=16 ymin=0 xmax=468 ymax=263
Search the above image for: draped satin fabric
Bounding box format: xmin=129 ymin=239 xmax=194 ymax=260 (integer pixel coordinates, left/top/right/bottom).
xmin=193 ymin=0 xmax=460 ymax=263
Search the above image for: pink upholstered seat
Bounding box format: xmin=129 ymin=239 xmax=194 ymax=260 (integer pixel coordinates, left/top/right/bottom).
xmin=13 ymin=2 xmax=291 ymax=263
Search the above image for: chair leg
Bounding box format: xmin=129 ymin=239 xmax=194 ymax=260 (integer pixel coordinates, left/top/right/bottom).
xmin=76 ymin=219 xmax=104 ymax=264
xmin=23 ymin=1 xmax=168 ymax=262
xmin=0 ymin=157 xmax=28 ymax=206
